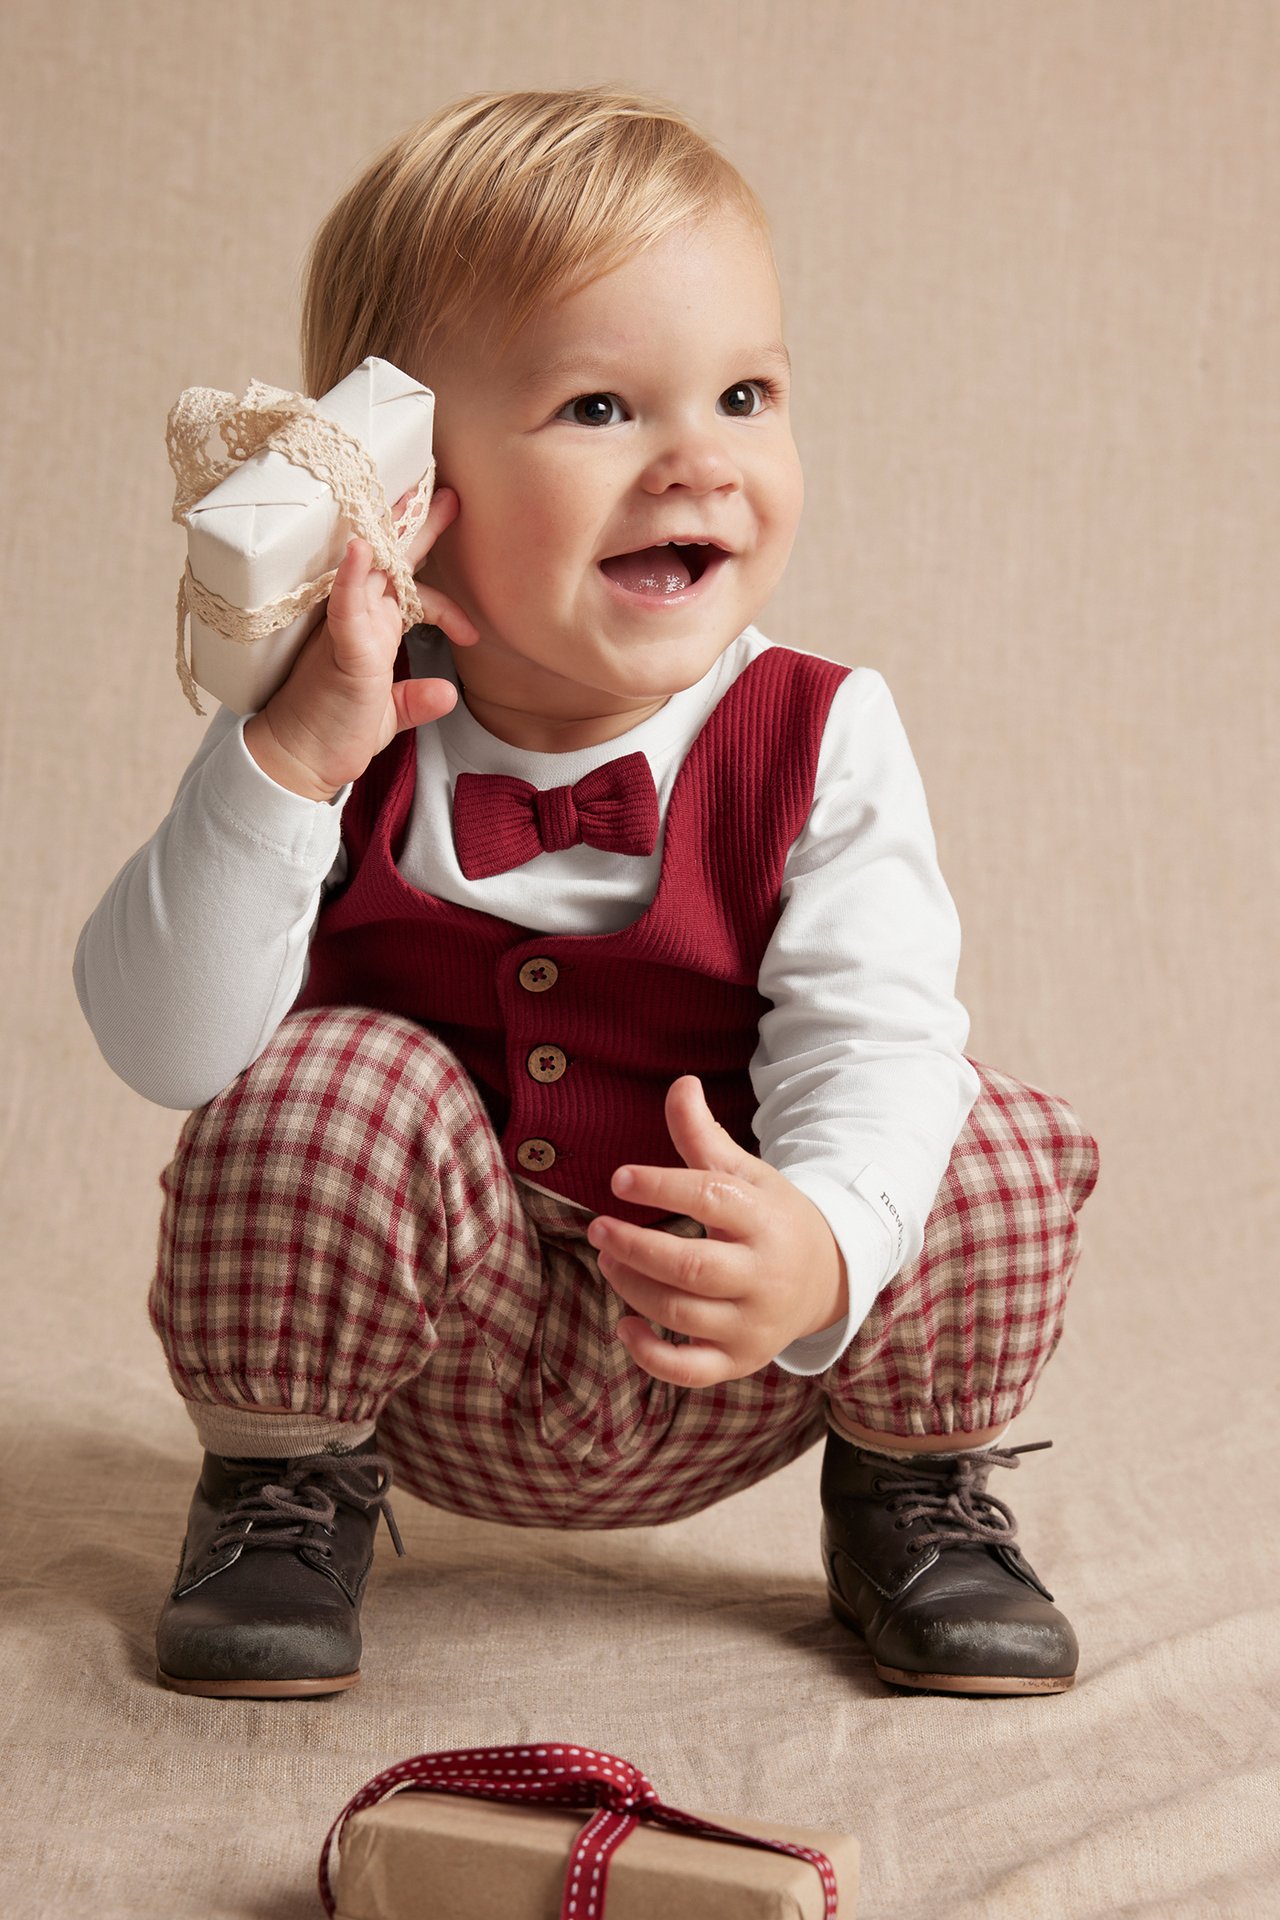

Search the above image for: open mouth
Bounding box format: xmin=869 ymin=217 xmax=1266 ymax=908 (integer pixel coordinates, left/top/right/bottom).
xmin=597 ymin=542 xmax=728 ymax=601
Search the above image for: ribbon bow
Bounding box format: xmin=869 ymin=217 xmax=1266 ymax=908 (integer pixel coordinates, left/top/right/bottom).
xmin=452 ymin=753 xmax=660 ymax=880
xmin=318 ymin=1742 xmax=839 ymax=1918
xmin=165 ymin=375 xmax=434 ymax=716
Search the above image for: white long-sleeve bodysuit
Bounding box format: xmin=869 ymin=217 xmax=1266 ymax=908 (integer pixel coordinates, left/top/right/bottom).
xmin=74 ymin=624 xmax=981 ymax=1377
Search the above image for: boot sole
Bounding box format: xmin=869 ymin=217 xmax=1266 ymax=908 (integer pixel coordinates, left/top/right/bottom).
xmin=157 ymin=1666 xmax=360 ymax=1699
xmin=827 ymin=1587 xmax=1076 ymax=1696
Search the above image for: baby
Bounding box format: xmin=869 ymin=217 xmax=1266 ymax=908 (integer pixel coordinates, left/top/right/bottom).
xmin=74 ymin=86 xmax=1100 ymax=1701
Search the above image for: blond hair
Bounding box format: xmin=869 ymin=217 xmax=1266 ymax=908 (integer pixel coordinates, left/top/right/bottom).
xmin=299 ymin=85 xmax=772 ymax=399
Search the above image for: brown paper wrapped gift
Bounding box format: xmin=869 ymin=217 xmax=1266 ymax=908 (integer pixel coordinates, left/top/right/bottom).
xmin=320 ymin=1744 xmax=859 ymax=1919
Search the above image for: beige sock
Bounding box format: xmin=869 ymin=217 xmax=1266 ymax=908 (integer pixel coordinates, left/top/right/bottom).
xmin=826 ymin=1408 xmax=1002 ymax=1459
xmin=185 ymin=1401 xmax=377 ymax=1458
xmin=857 ymin=1437 xmax=1000 ymax=1460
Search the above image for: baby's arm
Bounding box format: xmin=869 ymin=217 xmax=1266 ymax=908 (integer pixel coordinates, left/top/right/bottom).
xmin=72 ymin=703 xmax=352 ymax=1108
xmin=586 ymin=665 xmax=981 ymax=1391
xmin=74 ymin=484 xmax=477 ymax=1109
xmin=753 ymin=666 xmax=981 ymax=1373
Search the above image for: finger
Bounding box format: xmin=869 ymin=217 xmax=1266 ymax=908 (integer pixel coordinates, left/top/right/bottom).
xmin=391 ymin=483 xmax=432 ymax=515
xmin=593 ymin=1246 xmax=743 ymax=1342
xmin=609 ymin=1161 xmax=757 ymax=1240
xmin=325 ymin=536 xmax=378 ymax=632
xmin=350 ymin=538 xmax=407 ymax=632
xmin=416 ymin=582 xmax=480 ymax=645
xmin=614 ymin=1316 xmax=736 ymax=1389
xmin=351 ymin=514 xmax=478 ymax=648
xmin=386 ymin=486 xmax=441 ymax=561
xmin=391 ymin=676 xmax=458 ymax=733
xmin=664 ymin=1075 xmax=749 ymax=1178
xmin=586 ymin=1214 xmax=746 ymax=1297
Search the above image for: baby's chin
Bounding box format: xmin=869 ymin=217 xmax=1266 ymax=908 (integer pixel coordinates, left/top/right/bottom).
xmin=586 ymin=620 xmax=744 ymax=689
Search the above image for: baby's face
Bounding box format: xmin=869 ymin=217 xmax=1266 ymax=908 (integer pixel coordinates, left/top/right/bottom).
xmin=414 ymin=203 xmax=804 ymax=747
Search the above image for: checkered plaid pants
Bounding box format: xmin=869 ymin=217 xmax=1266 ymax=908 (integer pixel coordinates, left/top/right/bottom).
xmin=149 ymin=1006 xmax=1100 ymax=1529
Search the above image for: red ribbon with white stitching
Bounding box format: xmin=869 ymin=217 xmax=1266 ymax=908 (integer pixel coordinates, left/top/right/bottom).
xmin=319 ymin=1742 xmax=839 ymax=1918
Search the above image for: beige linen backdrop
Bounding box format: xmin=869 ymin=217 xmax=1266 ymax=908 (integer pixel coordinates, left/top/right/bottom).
xmin=3 ymin=2 xmax=1277 ymax=1916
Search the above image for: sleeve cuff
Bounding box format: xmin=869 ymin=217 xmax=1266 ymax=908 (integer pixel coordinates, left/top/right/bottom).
xmin=204 ymin=713 xmax=354 ymax=867
xmin=769 ymin=1168 xmax=899 ymax=1376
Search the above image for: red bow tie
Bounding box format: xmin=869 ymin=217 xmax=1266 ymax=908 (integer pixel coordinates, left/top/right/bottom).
xmin=452 ymin=751 xmax=660 ymax=880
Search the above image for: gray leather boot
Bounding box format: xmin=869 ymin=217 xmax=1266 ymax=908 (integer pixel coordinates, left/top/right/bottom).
xmin=155 ymin=1437 xmax=405 ymax=1698
xmin=821 ymin=1431 xmax=1078 ymax=1695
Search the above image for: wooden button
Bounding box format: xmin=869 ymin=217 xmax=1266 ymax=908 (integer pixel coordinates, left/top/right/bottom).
xmin=516 ymin=1138 xmax=556 ymax=1172
xmin=527 ymin=1044 xmax=567 ymax=1083
xmin=518 ymin=957 xmax=559 ymax=993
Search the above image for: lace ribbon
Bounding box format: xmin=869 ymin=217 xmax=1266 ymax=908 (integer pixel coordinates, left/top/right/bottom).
xmin=165 ymin=376 xmax=435 ymax=715
xmin=318 ymin=1743 xmax=839 ymax=1919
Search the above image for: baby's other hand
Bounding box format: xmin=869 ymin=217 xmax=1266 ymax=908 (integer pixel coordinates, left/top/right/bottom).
xmin=585 ymin=1076 xmax=851 ymax=1387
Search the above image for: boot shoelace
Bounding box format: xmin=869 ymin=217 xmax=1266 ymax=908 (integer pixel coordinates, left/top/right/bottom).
xmin=874 ymin=1440 xmax=1053 ymax=1554
xmin=210 ymin=1453 xmax=406 ymax=1559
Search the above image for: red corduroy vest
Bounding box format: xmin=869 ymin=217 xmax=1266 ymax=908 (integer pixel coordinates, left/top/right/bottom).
xmin=291 ymin=641 xmax=850 ymax=1226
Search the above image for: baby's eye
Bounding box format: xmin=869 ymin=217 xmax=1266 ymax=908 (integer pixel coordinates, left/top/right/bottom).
xmin=560 ymin=393 xmax=625 ymax=427
xmin=555 ymin=380 xmax=777 ymax=428
xmin=719 ymin=381 xmax=773 ymax=417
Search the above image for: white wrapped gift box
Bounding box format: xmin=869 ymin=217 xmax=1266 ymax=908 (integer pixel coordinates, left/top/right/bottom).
xmin=176 ymin=355 xmax=435 ymax=716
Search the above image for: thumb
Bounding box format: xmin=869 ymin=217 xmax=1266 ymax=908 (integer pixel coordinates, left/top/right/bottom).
xmin=393 ymin=674 xmax=459 ymax=734
xmin=665 ymin=1075 xmax=742 ymax=1174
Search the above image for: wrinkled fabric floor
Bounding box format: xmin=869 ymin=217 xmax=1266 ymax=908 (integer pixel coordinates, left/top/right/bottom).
xmin=5 ymin=1210 xmax=1277 ymax=1916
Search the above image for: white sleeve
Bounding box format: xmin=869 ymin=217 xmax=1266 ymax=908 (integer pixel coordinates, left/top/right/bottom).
xmin=752 ymin=667 xmax=981 ymax=1376
xmin=72 ymin=705 xmax=352 ymax=1110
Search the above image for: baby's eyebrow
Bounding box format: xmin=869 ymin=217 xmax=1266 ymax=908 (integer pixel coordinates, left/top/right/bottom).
xmin=508 ymin=340 xmax=791 ymax=395
xmin=749 ymin=341 xmax=792 ymax=374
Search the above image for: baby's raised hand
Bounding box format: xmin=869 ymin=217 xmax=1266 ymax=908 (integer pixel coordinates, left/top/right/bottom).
xmin=243 ymin=485 xmax=479 ymax=802
xmin=586 ymin=1077 xmax=851 ymax=1387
